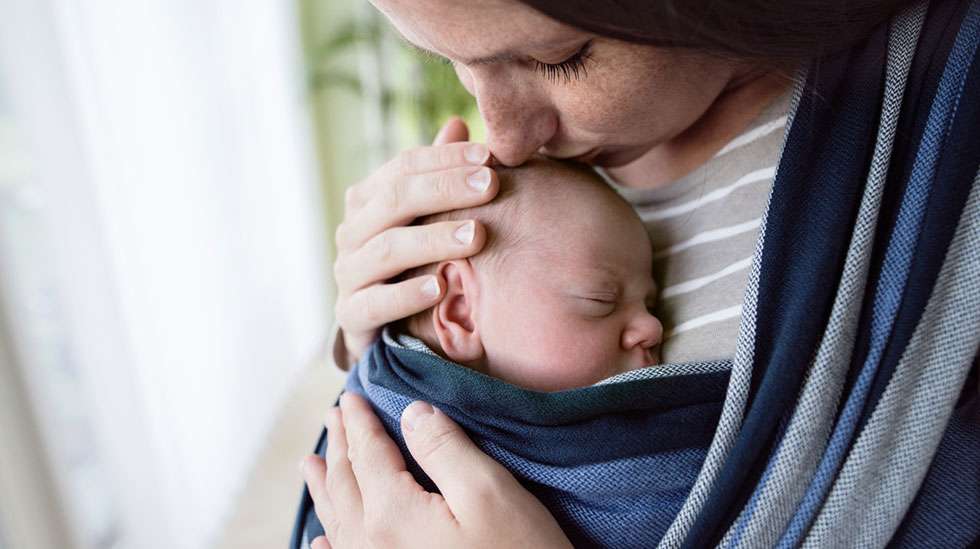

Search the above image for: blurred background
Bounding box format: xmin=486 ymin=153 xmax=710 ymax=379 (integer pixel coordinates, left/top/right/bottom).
xmin=0 ymin=0 xmax=479 ymax=547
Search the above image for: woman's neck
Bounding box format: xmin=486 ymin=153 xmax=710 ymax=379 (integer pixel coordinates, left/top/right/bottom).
xmin=607 ymin=66 xmax=797 ymax=189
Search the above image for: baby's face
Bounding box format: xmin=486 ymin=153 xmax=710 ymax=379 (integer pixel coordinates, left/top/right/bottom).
xmin=473 ymin=180 xmax=662 ymax=391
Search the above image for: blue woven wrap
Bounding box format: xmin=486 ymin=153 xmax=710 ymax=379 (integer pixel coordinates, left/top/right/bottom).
xmin=343 ymin=340 xmax=728 ymax=548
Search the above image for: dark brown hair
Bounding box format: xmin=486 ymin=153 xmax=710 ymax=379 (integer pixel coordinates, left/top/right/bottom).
xmin=517 ymin=0 xmax=917 ymax=61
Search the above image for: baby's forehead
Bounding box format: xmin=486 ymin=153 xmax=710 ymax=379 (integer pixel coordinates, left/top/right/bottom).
xmin=496 ymin=161 xmax=622 ymax=220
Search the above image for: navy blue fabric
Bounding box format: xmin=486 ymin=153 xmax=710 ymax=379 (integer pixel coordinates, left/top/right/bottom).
xmin=680 ymin=22 xmax=889 ymax=549
xmin=859 ymin=0 xmax=980 ymax=435
xmin=842 ymin=0 xmax=968 ymax=411
xmin=289 ymin=401 xmax=334 ymax=549
xmin=779 ymin=2 xmax=980 ymax=541
xmin=291 ymin=343 xmax=729 ymax=549
xmin=847 ymin=0 xmax=969 ymax=425
xmin=336 ymin=341 xmax=728 ymax=548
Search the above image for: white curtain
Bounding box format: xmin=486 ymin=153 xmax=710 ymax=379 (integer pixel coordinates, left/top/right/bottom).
xmin=0 ymin=0 xmax=329 ymax=547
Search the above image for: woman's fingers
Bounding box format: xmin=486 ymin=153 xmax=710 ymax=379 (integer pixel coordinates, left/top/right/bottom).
xmin=335 ymin=275 xmax=443 ymax=337
xmin=336 ymin=165 xmax=497 ymax=254
xmin=399 ymin=401 xmax=524 ymax=520
xmin=301 ymin=455 xmax=343 ymax=542
xmin=345 ymin=142 xmax=491 ymax=211
xmin=432 ymin=116 xmax=469 ymax=145
xmin=322 ymin=406 xmax=363 ymax=531
xmin=338 ymin=394 xmax=430 ymax=518
xmin=301 ymin=454 xmax=328 ymax=502
xmin=398 ymin=400 xmax=573 ymax=547
xmin=335 ymin=220 xmax=486 ymax=293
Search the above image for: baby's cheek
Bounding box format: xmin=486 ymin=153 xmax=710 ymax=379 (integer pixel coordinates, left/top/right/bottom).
xmin=480 ymin=289 xmax=620 ymax=390
xmin=513 ymin=322 xmax=621 ymax=390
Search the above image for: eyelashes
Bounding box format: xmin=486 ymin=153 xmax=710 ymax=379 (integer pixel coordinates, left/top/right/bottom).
xmin=437 ymin=41 xmax=596 ymax=86
xmin=533 ymin=40 xmax=594 ymax=85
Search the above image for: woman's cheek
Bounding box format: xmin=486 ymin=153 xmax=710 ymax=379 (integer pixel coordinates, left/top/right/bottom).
xmin=551 ymin=68 xmax=658 ymax=140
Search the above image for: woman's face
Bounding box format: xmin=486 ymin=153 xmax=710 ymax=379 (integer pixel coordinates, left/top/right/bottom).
xmin=371 ymin=0 xmax=744 ymax=167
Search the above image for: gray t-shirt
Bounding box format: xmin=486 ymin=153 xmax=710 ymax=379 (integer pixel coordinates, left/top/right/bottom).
xmin=605 ymin=92 xmax=791 ymax=364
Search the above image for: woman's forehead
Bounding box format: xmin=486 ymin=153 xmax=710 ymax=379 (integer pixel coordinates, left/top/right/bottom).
xmin=370 ymin=0 xmax=581 ymax=62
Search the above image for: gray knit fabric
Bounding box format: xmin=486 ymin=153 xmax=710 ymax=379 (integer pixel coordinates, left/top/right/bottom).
xmin=802 ymin=169 xmax=980 ymax=548
xmin=718 ymin=5 xmax=926 ymax=546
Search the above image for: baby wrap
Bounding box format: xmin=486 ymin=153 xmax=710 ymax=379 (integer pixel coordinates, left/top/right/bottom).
xmin=344 ymin=339 xmax=731 ymax=548
xmin=292 ymin=0 xmax=980 ymax=546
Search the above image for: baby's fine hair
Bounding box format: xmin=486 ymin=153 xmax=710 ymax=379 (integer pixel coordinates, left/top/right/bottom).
xmin=401 ymin=156 xmax=620 ymax=277
xmin=396 ymin=156 xmax=627 ymax=336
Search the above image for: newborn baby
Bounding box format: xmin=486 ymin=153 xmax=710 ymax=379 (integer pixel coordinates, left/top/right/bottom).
xmin=398 ymin=156 xmax=663 ymax=391
xmin=298 ymin=158 xmax=727 ymax=548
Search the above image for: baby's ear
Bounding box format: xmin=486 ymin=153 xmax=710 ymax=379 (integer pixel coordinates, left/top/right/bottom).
xmin=431 ymin=259 xmax=484 ymax=364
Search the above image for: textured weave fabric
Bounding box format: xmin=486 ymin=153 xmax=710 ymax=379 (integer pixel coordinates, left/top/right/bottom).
xmin=680 ymin=20 xmax=895 ymax=549
xmin=804 ymin=171 xmax=980 ymax=548
xmin=718 ymin=6 xmax=926 ymax=546
xmin=780 ymin=3 xmax=980 ymax=544
xmin=347 ymin=340 xmax=730 ymax=548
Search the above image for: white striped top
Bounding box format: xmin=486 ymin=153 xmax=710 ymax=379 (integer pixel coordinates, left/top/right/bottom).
xmin=604 ymin=92 xmax=791 ymax=364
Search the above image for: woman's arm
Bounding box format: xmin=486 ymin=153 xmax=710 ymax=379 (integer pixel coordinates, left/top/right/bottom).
xmin=301 ymin=393 xmax=572 ymax=549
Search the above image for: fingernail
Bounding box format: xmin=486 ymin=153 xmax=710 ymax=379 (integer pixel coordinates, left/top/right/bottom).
xmin=298 ymin=458 xmax=308 ymax=474
xmin=402 ymin=401 xmax=435 ymax=432
xmin=453 ymin=220 xmax=475 ymax=245
xmin=466 ymin=168 xmax=491 ymax=192
xmin=465 ymin=144 xmax=489 ymax=164
xmin=420 ymin=276 xmax=440 ymax=298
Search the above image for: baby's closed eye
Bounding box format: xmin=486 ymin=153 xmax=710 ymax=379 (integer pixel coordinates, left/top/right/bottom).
xmin=575 ymin=295 xmax=617 ymax=317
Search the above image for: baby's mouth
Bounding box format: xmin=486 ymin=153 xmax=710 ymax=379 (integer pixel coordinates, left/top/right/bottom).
xmin=639 ymin=347 xmax=659 ymax=368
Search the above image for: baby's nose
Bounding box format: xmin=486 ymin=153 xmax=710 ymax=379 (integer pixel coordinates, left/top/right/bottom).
xmin=622 ymin=312 xmax=664 ymax=351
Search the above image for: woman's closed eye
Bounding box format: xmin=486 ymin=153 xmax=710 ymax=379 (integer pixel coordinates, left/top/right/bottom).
xmin=430 ymin=40 xmax=594 ymax=86
xmin=533 ymin=40 xmax=594 ymax=84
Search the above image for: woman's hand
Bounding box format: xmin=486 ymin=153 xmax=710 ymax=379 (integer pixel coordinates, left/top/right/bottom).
xmin=300 ymin=393 xmax=573 ymax=549
xmin=333 ymin=118 xmax=498 ymax=365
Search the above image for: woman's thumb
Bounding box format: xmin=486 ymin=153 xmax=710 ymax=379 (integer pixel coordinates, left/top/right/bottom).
xmin=400 ymin=400 xmax=516 ymax=510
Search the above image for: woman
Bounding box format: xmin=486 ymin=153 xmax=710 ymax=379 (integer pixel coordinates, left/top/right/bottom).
xmin=295 ymin=0 xmax=980 ymax=547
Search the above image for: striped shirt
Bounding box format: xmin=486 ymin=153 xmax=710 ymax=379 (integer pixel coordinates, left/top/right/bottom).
xmin=605 ymin=92 xmax=791 ymax=364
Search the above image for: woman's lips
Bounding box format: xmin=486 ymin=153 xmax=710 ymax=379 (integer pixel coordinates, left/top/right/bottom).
xmin=544 ymin=146 xmax=630 ymax=166
xmin=571 ymin=149 xmax=601 ymax=163
xmin=546 ymin=147 xmax=601 ymax=164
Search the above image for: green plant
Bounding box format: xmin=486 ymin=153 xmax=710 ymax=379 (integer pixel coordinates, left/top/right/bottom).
xmin=308 ymin=15 xmax=478 ymax=144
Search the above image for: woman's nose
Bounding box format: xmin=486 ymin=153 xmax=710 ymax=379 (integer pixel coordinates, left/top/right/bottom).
xmin=472 ymin=75 xmax=556 ymax=166
xmin=622 ymin=312 xmax=664 ymax=352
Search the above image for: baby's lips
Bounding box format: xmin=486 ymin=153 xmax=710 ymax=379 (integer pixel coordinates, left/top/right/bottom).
xmin=628 ymin=347 xmax=659 ymax=370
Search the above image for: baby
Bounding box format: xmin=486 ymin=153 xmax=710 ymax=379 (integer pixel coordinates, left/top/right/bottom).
xmin=396 ymin=156 xmax=663 ymax=391
xmin=299 ymin=158 xmax=721 ymax=547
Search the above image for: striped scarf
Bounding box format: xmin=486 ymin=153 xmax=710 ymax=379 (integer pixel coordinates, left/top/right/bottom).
xmin=291 ymin=0 xmax=980 ymax=546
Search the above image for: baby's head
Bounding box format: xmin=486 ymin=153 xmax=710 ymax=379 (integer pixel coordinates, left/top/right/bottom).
xmin=402 ymin=157 xmax=662 ymax=391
